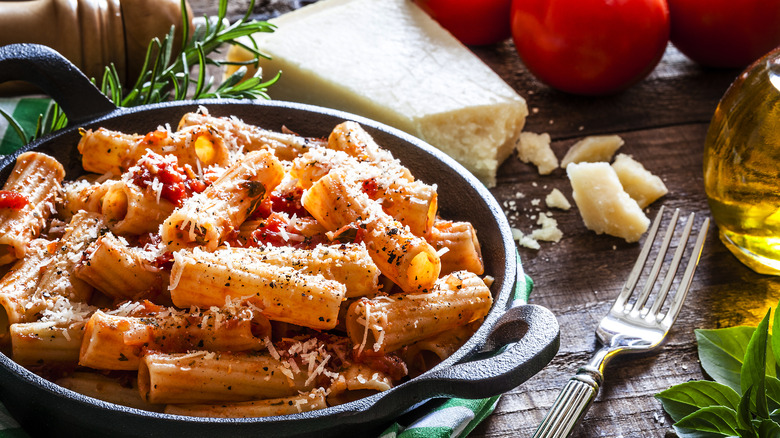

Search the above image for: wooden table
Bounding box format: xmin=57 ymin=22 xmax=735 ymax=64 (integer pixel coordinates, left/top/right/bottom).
xmin=194 ymin=2 xmax=779 ymax=436
xmin=471 ymin=43 xmax=767 ymax=438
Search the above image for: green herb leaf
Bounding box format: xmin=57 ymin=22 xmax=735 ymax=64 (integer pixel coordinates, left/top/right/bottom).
xmin=0 ymin=107 xmax=29 ymax=147
xmin=737 ymin=386 xmax=758 ymax=437
xmin=6 ymin=0 xmax=276 ymax=148
xmin=661 ymin=301 xmax=780 ymax=437
xmin=773 ymin=301 xmax=780 ymax=375
xmin=696 ymin=325 xmax=778 ymax=393
xmin=742 ymin=308 xmax=771 ymax=418
xmin=675 ymin=406 xmax=740 ymax=436
xmin=766 ymin=376 xmax=780 ymax=413
xmin=756 ymin=419 xmax=780 ymax=438
xmin=656 ymin=381 xmax=740 ymax=423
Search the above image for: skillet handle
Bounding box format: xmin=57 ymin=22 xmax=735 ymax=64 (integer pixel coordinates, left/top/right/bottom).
xmin=0 ymin=43 xmax=116 ymax=125
xmin=413 ymin=304 xmax=559 ymax=398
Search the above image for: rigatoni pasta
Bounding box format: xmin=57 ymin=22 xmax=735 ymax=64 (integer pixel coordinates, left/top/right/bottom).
xmin=345 ymin=271 xmax=493 ymax=355
xmin=302 ymin=168 xmax=441 ymax=293
xmin=73 ymin=232 xmax=163 ymax=301
xmin=161 ymin=149 xmax=284 ymax=251
xmin=0 ymin=107 xmax=494 ymax=418
xmin=0 ymin=152 xmax=65 ymax=265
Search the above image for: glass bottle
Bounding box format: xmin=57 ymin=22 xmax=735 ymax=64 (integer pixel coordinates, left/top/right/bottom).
xmin=703 ymin=47 xmax=780 ymax=275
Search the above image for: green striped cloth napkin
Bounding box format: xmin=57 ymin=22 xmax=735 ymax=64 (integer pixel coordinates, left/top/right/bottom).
xmin=0 ymin=97 xmax=532 ymax=438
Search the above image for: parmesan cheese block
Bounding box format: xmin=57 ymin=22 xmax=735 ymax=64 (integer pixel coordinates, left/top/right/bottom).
xmin=226 ymin=0 xmax=528 ymax=187
xmin=517 ymin=132 xmax=558 ymax=175
xmin=611 ymin=153 xmax=668 ymax=209
xmin=561 ymin=135 xmax=624 ymax=169
xmin=567 ymin=162 xmax=650 ymax=243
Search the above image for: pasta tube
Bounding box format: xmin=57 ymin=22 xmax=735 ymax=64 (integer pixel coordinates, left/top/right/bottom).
xmin=291 ymin=148 xmax=438 ymax=237
xmin=302 ymin=169 xmax=440 ymax=293
xmin=56 ymin=372 xmax=165 ymax=412
xmin=73 ymin=232 xmax=162 ymax=300
xmin=345 ymin=271 xmax=493 ymax=355
xmin=79 ymin=308 xmax=268 ymax=370
xmin=161 ymin=150 xmax=284 ymax=251
xmin=326 ymin=363 xmax=394 ymax=406
xmin=327 ymin=121 xmax=412 ymax=182
xmin=0 ymin=239 xmax=52 ymax=338
xmin=401 ymin=320 xmax=480 ymax=376
xmin=428 ymin=219 xmax=484 ymax=275
xmin=169 ymin=248 xmax=346 ymax=330
xmin=138 ymin=351 xmax=313 ymax=404
xmin=10 ymin=320 xmax=85 ymax=365
xmin=100 ymin=181 xmax=176 ymax=235
xmin=35 ymin=212 xmax=104 ymax=302
xmin=0 ymin=152 xmax=65 ymax=265
xmin=126 ymin=125 xmax=231 ymax=171
xmin=233 ymin=243 xmax=379 ymax=298
xmin=178 ymin=111 xmax=327 ymax=161
xmin=78 ymin=126 xmax=231 ymax=175
xmin=77 ymin=127 xmax=140 ymax=175
xmin=164 ymin=389 xmax=328 ymax=418
xmin=60 ymin=176 xmax=112 ymax=221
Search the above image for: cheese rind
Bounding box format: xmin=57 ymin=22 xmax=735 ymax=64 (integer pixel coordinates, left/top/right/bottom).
xmin=611 ymin=153 xmax=668 ymax=209
xmin=227 ymin=0 xmax=527 ymax=187
xmin=567 ymin=162 xmax=649 ymax=243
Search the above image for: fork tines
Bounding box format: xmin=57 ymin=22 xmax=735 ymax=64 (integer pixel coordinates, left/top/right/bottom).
xmin=612 ymin=206 xmax=709 ymax=327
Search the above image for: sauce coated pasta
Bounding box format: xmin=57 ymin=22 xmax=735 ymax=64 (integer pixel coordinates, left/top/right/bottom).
xmin=0 ymin=108 xmax=492 ymax=417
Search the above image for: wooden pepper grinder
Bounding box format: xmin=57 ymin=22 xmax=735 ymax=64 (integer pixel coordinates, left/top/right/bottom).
xmin=0 ymin=0 xmax=192 ymax=93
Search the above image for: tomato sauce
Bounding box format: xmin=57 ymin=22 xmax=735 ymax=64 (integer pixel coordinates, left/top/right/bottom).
xmin=251 ymin=187 xmax=309 ymax=219
xmin=130 ymin=153 xmax=207 ymax=207
xmin=361 ymin=177 xmax=380 ymax=198
xmin=0 ymin=190 xmax=29 ymax=209
xmin=248 ymin=214 xmax=289 ymax=247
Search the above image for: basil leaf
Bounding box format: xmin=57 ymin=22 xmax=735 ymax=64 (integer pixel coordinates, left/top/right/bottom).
xmin=656 ymin=381 xmax=740 ymax=422
xmin=738 ymin=386 xmax=758 ymax=437
xmin=756 ymin=418 xmax=780 ymax=438
xmin=672 ymin=426 xmax=734 ymax=438
xmin=773 ymin=300 xmax=780 ymax=374
xmin=737 ymin=427 xmax=759 ymax=438
xmin=696 ymin=326 xmax=778 ymax=393
xmin=742 ymin=309 xmax=771 ymax=418
xmin=767 ymin=376 xmax=780 ymax=412
xmin=771 ymin=408 xmax=780 ymax=424
xmin=675 ymin=406 xmax=740 ymax=435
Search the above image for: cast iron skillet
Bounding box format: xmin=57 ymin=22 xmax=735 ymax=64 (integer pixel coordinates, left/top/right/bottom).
xmin=0 ymin=44 xmax=559 ymax=438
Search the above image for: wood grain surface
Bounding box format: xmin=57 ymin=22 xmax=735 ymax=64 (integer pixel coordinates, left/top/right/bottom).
xmin=193 ymin=1 xmax=780 ymax=436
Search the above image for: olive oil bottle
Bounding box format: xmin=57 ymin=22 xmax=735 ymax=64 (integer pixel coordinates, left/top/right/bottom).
xmin=704 ymin=48 xmax=780 ymax=275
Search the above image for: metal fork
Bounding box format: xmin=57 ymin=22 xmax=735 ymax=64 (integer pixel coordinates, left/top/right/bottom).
xmin=532 ymin=206 xmax=709 ymax=438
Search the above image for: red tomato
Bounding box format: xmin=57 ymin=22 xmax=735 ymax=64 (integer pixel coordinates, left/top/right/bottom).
xmin=511 ymin=0 xmax=670 ymax=95
xmin=415 ymin=0 xmax=512 ymax=46
xmin=667 ymin=0 xmax=780 ymax=68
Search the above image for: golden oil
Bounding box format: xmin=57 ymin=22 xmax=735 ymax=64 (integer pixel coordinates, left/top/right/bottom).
xmin=704 ymin=48 xmax=780 ymax=275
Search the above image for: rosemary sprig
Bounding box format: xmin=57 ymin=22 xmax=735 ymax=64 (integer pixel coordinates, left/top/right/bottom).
xmin=5 ymin=0 xmax=276 ymax=146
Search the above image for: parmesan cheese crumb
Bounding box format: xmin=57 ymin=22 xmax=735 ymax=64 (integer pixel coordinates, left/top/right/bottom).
xmin=531 ymin=213 xmax=563 ymax=243
xmin=545 ymin=188 xmax=571 ymax=210
xmin=511 ymin=227 xmax=541 ymax=250
xmin=561 ymin=135 xmax=624 ymax=169
xmin=516 ymin=132 xmax=558 ymax=175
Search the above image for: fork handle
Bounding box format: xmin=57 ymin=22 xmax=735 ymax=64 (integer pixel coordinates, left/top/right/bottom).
xmin=532 ymin=365 xmax=604 ymax=438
